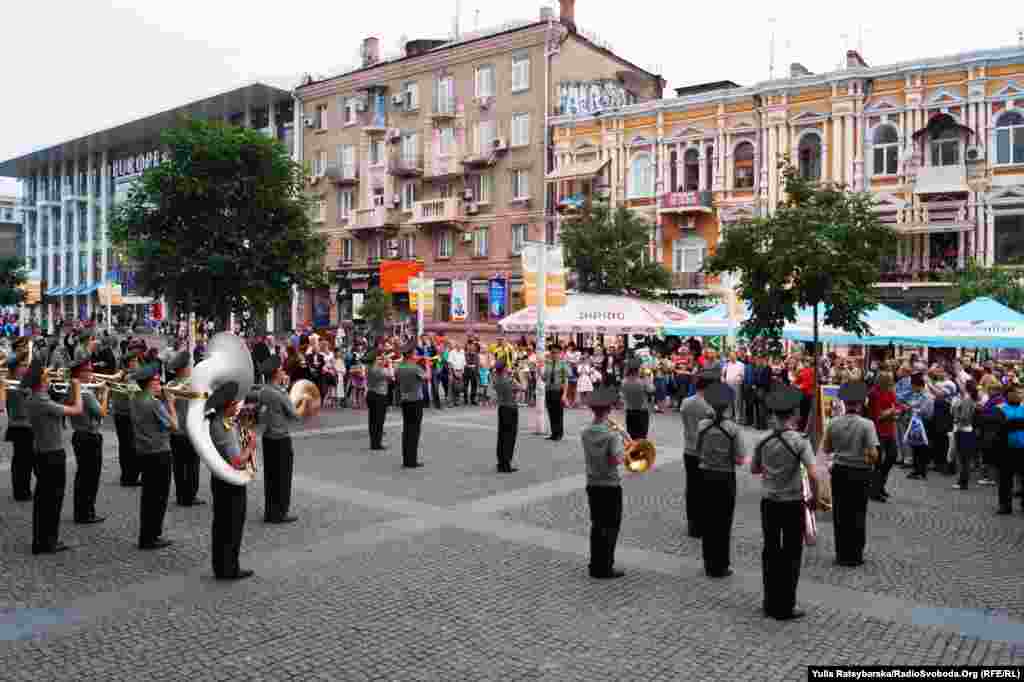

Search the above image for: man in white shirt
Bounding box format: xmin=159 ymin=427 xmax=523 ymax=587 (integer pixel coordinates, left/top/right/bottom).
xmin=722 ymin=352 xmax=746 ymax=424
xmin=447 ymin=344 xmax=467 ymax=404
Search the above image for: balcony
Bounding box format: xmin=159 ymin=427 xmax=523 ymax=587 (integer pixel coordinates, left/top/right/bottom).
xmin=324 ymin=164 xmax=359 ymax=186
xmin=877 ymin=257 xmax=962 ymax=285
xmin=352 ymin=206 xmax=399 ymax=233
xmin=890 ymin=201 xmax=972 ymax=235
xmin=658 ymin=191 xmax=713 ymax=214
xmin=431 ymin=96 xmax=456 ymax=120
xmin=462 ymin=148 xmax=497 ymax=168
xmin=671 ymin=272 xmax=706 ymax=289
xmin=425 ymin=155 xmax=462 ymax=180
xmin=557 ymin=193 xmax=587 ymax=214
xmin=912 ymin=164 xmax=967 ymax=195
xmin=388 ymin=154 xmax=423 ymax=178
xmin=362 ymin=110 xmax=388 ymax=133
xmin=411 ymin=197 xmax=464 ymax=226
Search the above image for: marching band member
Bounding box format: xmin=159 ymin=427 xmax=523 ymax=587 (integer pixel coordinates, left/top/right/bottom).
xmin=582 ymin=386 xmax=626 ymax=579
xmin=543 ymin=345 xmax=569 ymax=441
xmin=751 ymin=386 xmax=818 ymax=621
xmin=168 ymin=351 xmax=203 ymax=507
xmin=114 ymin=348 xmax=143 ymax=486
xmin=397 ymin=343 xmax=426 ymax=468
xmin=6 ymin=337 xmax=35 ymax=501
xmin=73 ymin=327 xmax=98 ymax=363
xmin=26 ymin=359 xmax=84 ymax=554
xmin=696 ymin=381 xmax=745 ymax=578
xmin=621 ymin=359 xmax=650 ymax=440
xmin=365 ymin=352 xmax=390 ymax=451
xmin=205 ymin=380 xmax=255 ymax=580
xmin=824 ymin=381 xmax=879 ymax=568
xmin=67 ymin=357 xmax=108 ymax=524
xmin=131 ymin=363 xmax=178 ymax=550
xmin=493 ymin=360 xmax=519 ymax=473
xmin=680 ymin=370 xmax=716 ymax=538
xmin=259 ymin=356 xmax=307 ymax=523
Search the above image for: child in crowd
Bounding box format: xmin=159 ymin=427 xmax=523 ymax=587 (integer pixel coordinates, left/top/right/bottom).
xmin=349 ymin=360 xmax=366 ymax=409
xmin=478 ymin=353 xmax=493 ymax=407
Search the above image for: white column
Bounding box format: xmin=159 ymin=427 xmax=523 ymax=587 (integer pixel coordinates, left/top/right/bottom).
xmin=844 ymin=114 xmax=854 ymax=186
xmin=986 ymin=210 xmax=996 ymax=266
xmin=958 ymin=231 xmax=966 ymax=269
xmin=268 ymin=100 xmax=277 ymax=139
xmin=293 ymin=96 xmax=303 ymax=164
xmin=767 ymin=125 xmax=777 ymax=210
xmin=832 ymin=116 xmax=842 ymax=182
xmin=86 ymin=153 xmax=95 ymax=318
xmin=975 ymin=194 xmax=984 ymax=261
xmin=100 ymin=150 xmax=110 ymax=326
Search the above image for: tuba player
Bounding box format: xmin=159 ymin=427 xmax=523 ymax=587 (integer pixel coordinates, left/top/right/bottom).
xmin=168 ymin=351 xmax=204 ymax=507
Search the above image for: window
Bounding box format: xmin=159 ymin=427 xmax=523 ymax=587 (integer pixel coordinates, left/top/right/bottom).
xmin=312 ymin=197 xmax=326 ymax=223
xmin=473 ymin=284 xmax=489 ymax=321
xmin=400 ymin=181 xmax=417 ymax=211
xmin=996 ymin=214 xmax=1024 ymax=265
xmin=372 ymin=187 xmax=385 ymax=207
xmin=437 ymin=229 xmax=453 ymax=258
xmin=510 ymin=283 xmax=524 ymax=312
xmin=367 ymin=237 xmax=385 ymax=262
xmin=672 ymin=240 xmax=706 ymax=273
xmin=872 ymin=124 xmax=899 ymax=176
xmin=733 ymin=142 xmax=755 ymax=189
xmin=995 ymin=111 xmax=1024 ymax=165
xmin=511 ymin=113 xmax=530 ymax=147
xmin=629 ymin=152 xmax=654 ymax=197
xmin=511 ymin=54 xmax=530 ymax=92
xmin=314 ymin=150 xmax=327 ymax=177
xmin=315 ymin=104 xmax=328 ymax=129
xmin=400 ymin=234 xmax=416 ymax=260
xmin=798 ymin=133 xmax=822 ymax=181
xmin=337 ymin=189 xmax=353 ymax=220
xmin=470 ymin=174 xmax=492 ymax=203
xmin=439 ymin=127 xmax=455 ymax=155
xmin=402 ymin=81 xmax=419 ymax=110
xmin=683 ymin=148 xmax=700 ymax=191
xmin=669 ymin=149 xmax=678 ymax=191
xmin=511 ymin=170 xmax=529 ymax=200
xmin=370 ymin=140 xmax=386 ymax=165
xmin=436 ymin=286 xmax=452 ymax=321
xmin=511 ymin=223 xmax=527 ymax=255
xmin=338 ymin=144 xmax=356 ymax=177
xmin=401 ymin=133 xmax=418 ymax=163
xmin=344 ymin=99 xmax=358 ymax=125
xmin=475 ymin=65 xmax=495 ymax=98
xmin=930 ymin=119 xmax=960 ymax=167
xmin=341 ymin=238 xmax=353 ymax=263
xmin=475 ymin=120 xmax=497 ymax=154
xmin=435 ymin=77 xmax=454 ymax=114
xmin=79 ymin=252 xmax=87 ymax=283
xmin=439 ymin=183 xmax=453 ymax=199
xmin=473 ymin=227 xmax=488 ymax=257
xmin=705 ymin=147 xmax=714 ymax=190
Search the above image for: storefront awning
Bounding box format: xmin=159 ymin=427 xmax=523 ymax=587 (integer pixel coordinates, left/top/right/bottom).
xmin=45 ymin=287 xmax=60 ymax=296
xmin=77 ymin=283 xmax=103 ymax=295
xmin=545 ymin=158 xmax=609 ymax=182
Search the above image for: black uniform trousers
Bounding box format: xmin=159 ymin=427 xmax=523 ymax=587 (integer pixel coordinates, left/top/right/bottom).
xmin=586 ymin=484 xmax=622 ymax=576
xmin=625 ymin=409 xmax=650 ymax=440
xmin=8 ymin=426 xmax=34 ymax=500
xmin=170 ymin=434 xmax=201 ymax=505
xmin=114 ymin=413 xmax=139 ymax=484
xmin=401 ymin=401 xmax=424 ymax=466
xmin=496 ymin=406 xmax=518 ymax=470
xmin=466 ymin=368 xmax=479 ymax=405
xmin=32 ymin=449 xmax=67 ymax=553
xmin=367 ymin=391 xmax=388 ymax=449
xmin=683 ymin=454 xmax=703 ymax=536
xmin=700 ymin=469 xmax=736 ymax=575
xmin=211 ymin=475 xmax=247 ymax=579
xmin=138 ymin=451 xmax=172 ymax=547
xmin=998 ymin=447 xmax=1024 ymax=511
xmin=71 ymin=432 xmax=103 ymax=521
xmin=262 ymin=435 xmax=294 ymax=521
xmin=760 ymin=498 xmax=804 ymax=618
xmin=831 ymin=464 xmax=872 ymax=563
xmin=546 ymin=390 xmax=564 ymax=440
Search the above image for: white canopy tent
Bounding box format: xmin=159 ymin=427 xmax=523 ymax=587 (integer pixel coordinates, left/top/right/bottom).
xmin=497 ymin=294 xmax=690 ymax=335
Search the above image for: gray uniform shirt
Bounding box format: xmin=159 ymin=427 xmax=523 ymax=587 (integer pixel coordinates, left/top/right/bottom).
xmin=209 ymin=415 xmax=242 ymax=468
xmin=696 ymin=417 xmax=742 ymax=472
xmin=28 ymin=391 xmax=66 ymax=452
xmin=621 ymin=378 xmax=648 ymax=411
xmin=367 ymin=366 xmax=390 ymax=396
xmin=260 ymin=384 xmax=300 ymax=440
xmin=6 ymin=386 xmax=31 ymax=429
xmin=827 ymin=414 xmax=879 ymax=470
xmin=753 ymin=430 xmax=815 ymax=502
xmin=581 ymin=422 xmax=623 ymax=487
xmin=543 ymin=361 xmax=569 ymax=390
xmin=69 ymin=390 xmax=102 ymax=434
xmin=112 ymin=388 xmax=133 ymax=416
xmin=492 ymin=375 xmax=517 ymax=407
xmin=132 ymin=393 xmax=173 ymax=454
xmin=397 ymin=363 xmax=426 ymax=403
xmin=681 ymin=395 xmax=714 ymax=456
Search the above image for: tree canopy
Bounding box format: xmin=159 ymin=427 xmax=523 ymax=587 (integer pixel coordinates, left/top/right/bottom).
xmin=0 ymin=257 xmax=28 ymax=306
xmin=949 ymin=259 xmax=1024 ymax=313
xmin=558 ymin=200 xmax=671 ymax=299
xmin=109 ymin=118 xmax=329 ymax=327
xmin=703 ymin=163 xmax=897 ymax=353
xmin=356 ymin=287 xmax=393 ymax=339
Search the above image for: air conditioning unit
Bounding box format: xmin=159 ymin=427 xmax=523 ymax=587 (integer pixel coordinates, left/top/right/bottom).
xmin=392 ymin=195 xmax=401 ymax=207
xmin=303 ymin=117 xmax=315 ymax=128
xmin=965 ymin=144 xmax=985 ymax=162
xmin=466 ymin=202 xmax=479 ymax=214
xmin=493 ymin=137 xmax=508 ymax=151
xmin=354 ymin=100 xmax=366 ymax=111
xmin=462 ymin=188 xmax=474 ymax=201
xmin=461 ymin=232 xmax=474 ymax=243
xmin=392 ymin=94 xmax=404 ymax=106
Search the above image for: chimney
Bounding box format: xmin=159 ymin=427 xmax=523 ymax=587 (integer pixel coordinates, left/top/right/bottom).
xmin=559 ymin=0 xmax=576 ymax=32
xmin=790 ymin=63 xmax=813 ymax=78
xmin=846 ymin=49 xmax=868 ymax=69
xmin=540 ymin=6 xmax=554 ymax=21
xmin=362 ymin=37 xmax=380 ymax=67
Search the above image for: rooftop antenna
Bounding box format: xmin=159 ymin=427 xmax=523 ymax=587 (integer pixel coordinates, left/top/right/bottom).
xmin=768 ymin=18 xmax=777 ymax=80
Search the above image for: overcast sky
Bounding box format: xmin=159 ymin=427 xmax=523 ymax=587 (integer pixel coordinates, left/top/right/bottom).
xmin=2 ymin=0 xmax=1022 ymax=196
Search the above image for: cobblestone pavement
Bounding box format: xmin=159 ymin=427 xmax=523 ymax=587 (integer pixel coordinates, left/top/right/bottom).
xmin=2 ymin=404 xmax=1024 ymax=681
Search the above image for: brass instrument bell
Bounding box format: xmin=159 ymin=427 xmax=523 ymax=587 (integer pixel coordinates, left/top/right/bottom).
xmin=606 ymin=418 xmax=657 ymax=473
xmin=290 ymin=379 xmax=321 ymax=418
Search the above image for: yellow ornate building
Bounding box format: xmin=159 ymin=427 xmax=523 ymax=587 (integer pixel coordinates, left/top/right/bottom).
xmin=548 ymin=45 xmax=1024 ymax=316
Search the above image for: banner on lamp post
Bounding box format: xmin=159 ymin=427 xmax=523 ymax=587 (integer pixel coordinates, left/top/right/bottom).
xmin=523 ymin=245 xmax=567 ymax=308
xmin=451 ymin=280 xmax=468 ymax=322
xmin=489 ymin=278 xmax=506 ymax=318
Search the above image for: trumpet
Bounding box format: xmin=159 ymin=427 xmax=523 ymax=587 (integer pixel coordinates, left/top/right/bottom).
xmin=161 ymin=381 xmax=210 ymax=401
xmin=605 ymin=418 xmax=657 ymax=473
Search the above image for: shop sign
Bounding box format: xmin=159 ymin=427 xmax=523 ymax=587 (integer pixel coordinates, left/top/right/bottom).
xmin=489 ymin=278 xmax=507 ymax=318
xmin=451 ymin=280 xmax=468 ymax=322
xmin=111 ymin=150 xmax=170 ymax=179
xmin=668 ymin=294 xmax=722 ymax=314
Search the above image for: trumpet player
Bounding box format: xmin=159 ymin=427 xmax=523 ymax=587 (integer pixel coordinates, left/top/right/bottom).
xmin=6 ymin=337 xmax=35 ymax=502
xmin=131 ymin=364 xmax=177 ymax=551
xmin=696 ymin=382 xmax=745 ymax=579
xmin=114 ymin=350 xmax=142 ymax=486
xmin=167 ymin=351 xmax=204 ymax=507
xmin=582 ymin=386 xmax=626 ymax=580
xmin=26 ymin=359 xmax=85 ymax=554
xmin=493 ymin=360 xmax=519 ymax=473
xmin=73 ymin=327 xmax=98 ymax=364
xmin=259 ymin=356 xmax=306 ymax=524
xmin=67 ymin=357 xmax=108 ymax=524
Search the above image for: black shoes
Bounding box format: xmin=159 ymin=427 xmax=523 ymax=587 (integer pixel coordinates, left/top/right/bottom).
xmin=707 ymin=569 xmax=734 ymax=578
xmin=139 ymin=539 xmax=174 ymax=550
xmin=403 ymin=462 xmax=425 ymax=468
xmin=178 ymin=499 xmax=206 ymax=507
xmin=216 ymin=569 xmax=255 ymax=581
xmin=497 ymin=466 xmax=519 ymax=473
xmin=33 ymin=542 xmax=71 ymax=555
xmin=370 ymin=445 xmax=389 ymax=451
xmin=590 ymin=569 xmax=625 ymax=580
xmin=13 ymin=495 xmax=31 ymax=502
xmin=836 ymin=558 xmax=864 ymax=567
xmin=121 ymin=481 xmax=142 ymax=487
xmin=265 ymin=516 xmax=298 ymax=524
xmin=997 ymin=507 xmax=1013 ymax=515
xmin=75 ymin=516 xmax=106 ymax=524
xmin=766 ymin=609 xmax=806 ymax=621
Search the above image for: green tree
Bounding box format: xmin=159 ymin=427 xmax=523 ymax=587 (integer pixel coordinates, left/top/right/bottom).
xmin=109 ymin=118 xmax=328 ymax=330
xmin=356 ymin=287 xmax=393 ymax=339
xmin=948 ymin=259 xmax=1024 ymax=312
xmin=559 ymin=200 xmax=671 ymax=299
xmin=0 ymin=257 xmax=28 ymax=306
xmin=704 ymin=161 xmax=896 ymax=372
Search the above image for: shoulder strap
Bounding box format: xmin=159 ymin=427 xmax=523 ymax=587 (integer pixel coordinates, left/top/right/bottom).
xmin=697 ymin=418 xmax=735 ymax=453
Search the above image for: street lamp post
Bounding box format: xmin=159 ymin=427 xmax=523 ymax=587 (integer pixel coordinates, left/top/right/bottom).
xmin=523 ymin=239 xmax=561 ymax=435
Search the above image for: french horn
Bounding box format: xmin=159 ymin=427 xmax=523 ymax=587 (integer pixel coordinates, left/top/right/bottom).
xmin=186 ymin=332 xmax=258 ymax=486
xmin=606 ymin=418 xmax=657 ymax=473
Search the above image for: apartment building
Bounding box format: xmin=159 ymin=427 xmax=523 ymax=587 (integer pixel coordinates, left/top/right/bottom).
xmin=0 ymin=194 xmax=23 ymax=261
xmin=549 ymin=44 xmax=1024 ymax=318
xmin=0 ymin=83 xmax=294 ymax=332
xmin=294 ymin=0 xmax=663 ymax=339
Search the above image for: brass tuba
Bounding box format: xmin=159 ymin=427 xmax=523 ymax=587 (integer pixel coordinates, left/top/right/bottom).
xmin=186 ymin=332 xmax=258 ymax=486
xmin=606 ymin=418 xmax=657 ymax=473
